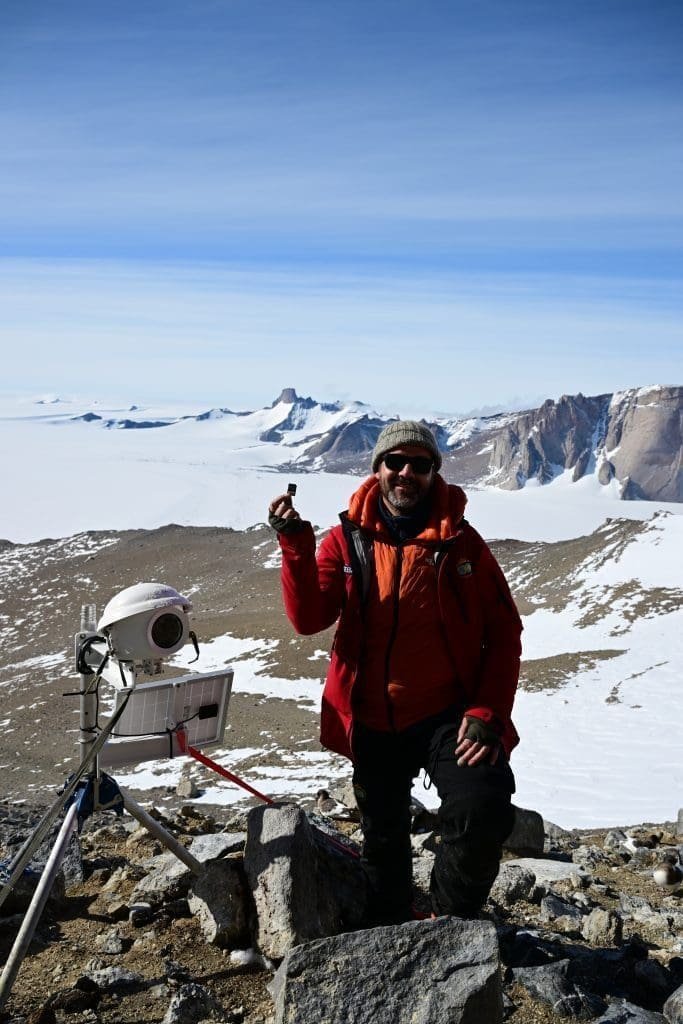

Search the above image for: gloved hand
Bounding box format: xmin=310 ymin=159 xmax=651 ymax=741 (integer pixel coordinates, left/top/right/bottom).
xmin=455 ymin=714 xmax=502 ymax=767
xmin=268 ymin=511 xmax=305 ymax=535
xmin=463 ymin=716 xmax=501 ymax=747
xmin=268 ymin=493 xmax=305 ymax=535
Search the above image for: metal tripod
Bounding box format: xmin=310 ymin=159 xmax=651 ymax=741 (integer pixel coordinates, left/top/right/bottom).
xmin=0 ymin=607 xmax=201 ymax=1009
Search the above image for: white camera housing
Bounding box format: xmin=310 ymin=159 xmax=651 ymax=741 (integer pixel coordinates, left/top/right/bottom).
xmin=97 ymin=582 xmax=192 ymax=663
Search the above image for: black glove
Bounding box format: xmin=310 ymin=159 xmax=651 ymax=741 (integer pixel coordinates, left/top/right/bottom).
xmin=463 ymin=716 xmax=501 ymax=747
xmin=268 ymin=511 xmax=306 ymax=535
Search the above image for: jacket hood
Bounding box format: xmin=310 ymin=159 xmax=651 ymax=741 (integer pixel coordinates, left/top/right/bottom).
xmin=347 ymin=474 xmax=467 ymax=542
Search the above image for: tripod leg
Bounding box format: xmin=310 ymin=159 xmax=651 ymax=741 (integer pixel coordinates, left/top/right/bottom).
xmin=120 ymin=790 xmax=201 ymax=875
xmin=0 ymin=803 xmax=79 ymax=1009
xmin=0 ymin=689 xmax=132 ymax=912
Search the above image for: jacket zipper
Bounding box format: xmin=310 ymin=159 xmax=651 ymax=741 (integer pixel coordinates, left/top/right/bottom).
xmin=383 ymin=545 xmax=403 ymax=731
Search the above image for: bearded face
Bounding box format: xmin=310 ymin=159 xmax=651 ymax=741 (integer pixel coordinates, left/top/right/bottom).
xmin=375 ymin=446 xmax=435 ymax=515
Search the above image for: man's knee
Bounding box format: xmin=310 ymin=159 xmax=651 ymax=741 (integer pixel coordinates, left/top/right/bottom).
xmin=439 ymin=789 xmax=515 ymax=851
xmin=430 ymin=790 xmax=514 ymax=915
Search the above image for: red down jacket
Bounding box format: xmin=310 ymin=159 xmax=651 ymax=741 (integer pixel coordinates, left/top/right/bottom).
xmin=278 ymin=475 xmax=522 ymax=761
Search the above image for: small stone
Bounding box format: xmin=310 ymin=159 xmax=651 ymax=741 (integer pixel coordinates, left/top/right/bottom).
xmin=25 ymin=1006 xmax=57 ymax=1024
xmin=162 ymin=981 xmax=225 ymax=1024
xmin=128 ymin=902 xmax=154 ymax=926
xmin=582 ymin=908 xmax=624 ymax=946
xmin=605 ymin=830 xmax=628 ymax=851
xmin=176 ymin=775 xmax=200 ymax=799
xmin=94 ymin=928 xmax=124 ymax=955
xmin=630 ymin=847 xmax=659 ymax=869
xmin=490 ymin=864 xmax=537 ymax=905
xmin=51 ymin=991 xmax=94 ymax=1014
xmin=410 ymin=831 xmax=436 ymax=854
xmin=411 ymin=849 xmax=435 ymax=893
xmin=83 ymin=965 xmax=142 ymax=993
xmin=540 ymin=894 xmax=583 ymax=923
xmin=572 ymin=844 xmax=611 ymax=870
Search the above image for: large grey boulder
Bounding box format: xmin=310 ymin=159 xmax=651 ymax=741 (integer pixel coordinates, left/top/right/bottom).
xmin=664 ymin=983 xmax=683 ymax=1023
xmin=271 ymin=917 xmax=503 ymax=1024
xmin=188 ymin=831 xmax=245 ymax=860
xmin=503 ymin=806 xmax=545 ymax=855
xmin=503 ymin=858 xmax=588 ymax=885
xmin=244 ymin=803 xmax=367 ymax=960
xmin=593 ymin=999 xmax=667 ymax=1022
xmin=130 ymin=851 xmax=191 ymax=907
xmin=187 ymin=858 xmax=250 ymax=947
xmin=512 ymin=959 xmax=605 ymax=1017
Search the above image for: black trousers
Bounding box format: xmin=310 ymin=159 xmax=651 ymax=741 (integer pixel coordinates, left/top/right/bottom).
xmin=352 ymin=708 xmax=515 ymax=923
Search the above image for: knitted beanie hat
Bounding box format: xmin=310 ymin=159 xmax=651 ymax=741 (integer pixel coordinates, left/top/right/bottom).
xmin=371 ymin=420 xmax=442 ymax=472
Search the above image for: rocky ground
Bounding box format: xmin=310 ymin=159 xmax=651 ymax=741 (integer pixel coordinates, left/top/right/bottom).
xmin=1 ymin=792 xmax=682 ymax=1023
xmin=1 ymin=521 xmax=682 ymax=1021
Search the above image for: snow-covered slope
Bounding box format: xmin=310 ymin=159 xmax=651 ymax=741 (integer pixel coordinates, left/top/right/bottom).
xmin=504 ymin=510 xmax=683 ymax=826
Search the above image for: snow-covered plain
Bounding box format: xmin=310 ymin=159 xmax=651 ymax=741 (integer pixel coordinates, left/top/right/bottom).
xmin=1 ymin=394 xmax=680 ymax=544
xmin=2 ymin=393 xmax=682 ymax=827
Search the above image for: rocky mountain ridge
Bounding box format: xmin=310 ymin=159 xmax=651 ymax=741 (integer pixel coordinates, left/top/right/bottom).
xmin=46 ymin=385 xmax=682 ymax=502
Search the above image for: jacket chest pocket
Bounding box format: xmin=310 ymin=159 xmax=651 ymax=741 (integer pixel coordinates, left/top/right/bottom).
xmin=399 ymin=548 xmax=439 ymax=600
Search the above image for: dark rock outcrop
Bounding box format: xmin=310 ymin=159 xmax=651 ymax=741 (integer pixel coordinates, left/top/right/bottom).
xmin=270 ymin=917 xmax=503 ymax=1024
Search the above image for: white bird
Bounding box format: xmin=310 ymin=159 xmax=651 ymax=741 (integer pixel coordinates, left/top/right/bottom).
xmin=652 ymin=862 xmax=683 ymax=891
xmin=315 ymin=789 xmax=352 ymax=819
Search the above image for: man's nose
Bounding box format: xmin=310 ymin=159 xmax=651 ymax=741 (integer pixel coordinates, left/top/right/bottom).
xmin=398 ymin=462 xmax=415 ymax=478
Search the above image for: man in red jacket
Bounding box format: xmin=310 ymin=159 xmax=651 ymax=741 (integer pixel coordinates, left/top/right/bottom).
xmin=269 ymin=421 xmax=522 ymax=924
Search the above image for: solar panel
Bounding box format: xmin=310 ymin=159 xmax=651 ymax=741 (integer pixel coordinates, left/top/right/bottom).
xmin=99 ymin=668 xmax=233 ymax=769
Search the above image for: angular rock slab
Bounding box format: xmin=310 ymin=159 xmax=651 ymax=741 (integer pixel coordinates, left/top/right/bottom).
xmin=593 ymin=999 xmax=666 ymax=1023
xmin=244 ymin=803 xmax=367 ymax=960
xmin=188 ymin=858 xmax=250 ymax=947
xmin=512 ymin=959 xmax=605 ymax=1017
xmin=503 ymin=806 xmax=545 ymax=856
xmin=503 ymin=858 xmax=588 ymax=884
xmin=665 ymin=984 xmax=683 ymax=1024
xmin=271 ymin=917 xmax=503 ymax=1024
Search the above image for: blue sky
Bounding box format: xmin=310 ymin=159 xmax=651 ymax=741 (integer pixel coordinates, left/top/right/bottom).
xmin=1 ymin=0 xmax=681 ymax=414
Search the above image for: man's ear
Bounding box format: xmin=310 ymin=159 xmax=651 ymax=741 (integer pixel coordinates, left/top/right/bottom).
xmin=374 ymin=469 xmax=381 ymax=481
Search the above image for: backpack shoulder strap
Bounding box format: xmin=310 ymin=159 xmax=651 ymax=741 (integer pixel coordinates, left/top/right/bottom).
xmin=340 ymin=514 xmax=374 ymax=604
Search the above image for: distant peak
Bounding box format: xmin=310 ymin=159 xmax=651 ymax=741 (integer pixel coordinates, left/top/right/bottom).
xmin=273 ymin=388 xmax=299 ymax=406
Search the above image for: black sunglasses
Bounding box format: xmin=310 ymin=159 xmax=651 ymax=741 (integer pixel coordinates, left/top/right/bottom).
xmin=383 ymin=453 xmax=434 ymax=474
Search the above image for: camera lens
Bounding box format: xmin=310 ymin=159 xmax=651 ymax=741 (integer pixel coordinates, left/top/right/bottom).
xmin=151 ymin=612 xmax=184 ymax=650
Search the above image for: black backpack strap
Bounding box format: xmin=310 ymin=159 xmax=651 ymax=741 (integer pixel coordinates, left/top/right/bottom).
xmin=340 ymin=514 xmax=374 ymax=605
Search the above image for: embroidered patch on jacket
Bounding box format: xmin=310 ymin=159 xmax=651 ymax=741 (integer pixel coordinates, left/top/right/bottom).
xmin=456 ymin=559 xmax=473 ymax=576
xmin=343 ymin=564 xmax=353 ymax=574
